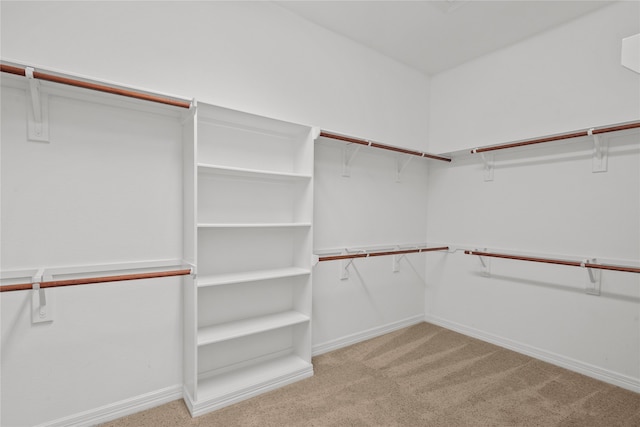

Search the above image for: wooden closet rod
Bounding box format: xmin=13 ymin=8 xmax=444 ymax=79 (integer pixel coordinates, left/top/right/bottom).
xmin=0 ymin=268 xmax=192 ymax=292
xmin=0 ymin=63 xmax=191 ymax=109
xmin=464 ymin=250 xmax=640 ymax=274
xmin=320 ymin=131 xmax=452 ymax=162
xmin=318 ymin=246 xmax=449 ymax=262
xmin=471 ymin=120 xmax=640 ymax=154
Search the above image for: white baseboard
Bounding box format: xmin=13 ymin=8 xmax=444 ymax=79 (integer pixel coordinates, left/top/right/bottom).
xmin=424 ymin=314 xmax=640 ymax=393
xmin=185 ymin=365 xmax=313 ymax=417
xmin=36 ymin=384 xmax=183 ymax=427
xmin=312 ymin=315 xmax=425 ymax=356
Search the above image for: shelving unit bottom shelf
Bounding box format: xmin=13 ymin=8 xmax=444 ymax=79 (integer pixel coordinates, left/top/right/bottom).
xmin=187 ymin=354 xmax=313 ymax=417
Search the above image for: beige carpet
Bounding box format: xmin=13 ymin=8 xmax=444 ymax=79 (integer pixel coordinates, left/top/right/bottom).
xmin=101 ymin=322 xmax=640 ymax=426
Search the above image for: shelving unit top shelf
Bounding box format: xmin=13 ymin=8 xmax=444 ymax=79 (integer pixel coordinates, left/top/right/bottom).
xmin=197 ymin=164 xmax=312 ymax=181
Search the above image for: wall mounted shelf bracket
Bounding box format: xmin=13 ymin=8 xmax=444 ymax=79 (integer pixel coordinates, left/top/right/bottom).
xmin=588 ymin=128 xmax=608 ymax=173
xmin=582 ymin=258 xmax=602 ymax=296
xmin=340 ymin=257 xmax=355 ymax=280
xmin=25 ymin=67 xmax=49 ymax=142
xmin=392 ymin=251 xmax=406 ymax=272
xmin=340 ymin=250 xmax=367 ymax=279
xmin=31 ymin=268 xmax=53 ymax=323
xmin=476 ymin=250 xmax=491 ymax=277
xmin=472 ymin=149 xmax=494 ymax=181
xmin=342 ymin=144 xmax=363 ymax=177
xmin=396 ymin=156 xmax=413 ymax=182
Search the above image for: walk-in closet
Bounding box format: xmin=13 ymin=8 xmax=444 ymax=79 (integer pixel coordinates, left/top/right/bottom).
xmin=1 ymin=1 xmax=639 ymax=426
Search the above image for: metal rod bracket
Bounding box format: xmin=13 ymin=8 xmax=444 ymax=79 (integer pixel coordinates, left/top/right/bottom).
xmin=393 ymin=253 xmax=407 ymax=272
xmin=396 ymin=156 xmax=413 ymax=182
xmin=340 ymin=258 xmax=354 ymax=280
xmin=26 ymin=67 xmax=50 ymax=142
xmin=473 ymin=151 xmax=494 ymax=181
xmin=588 ymin=128 xmax=608 ymax=173
xmin=342 ymin=144 xmax=362 ymax=177
xmin=32 ymin=269 xmax=54 ymax=323
xmin=475 ymin=249 xmax=491 ymax=277
xmin=582 ymin=258 xmax=602 ymax=295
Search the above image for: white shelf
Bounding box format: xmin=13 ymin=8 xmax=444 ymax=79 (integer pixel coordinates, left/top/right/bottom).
xmin=184 ymin=103 xmax=314 ymax=415
xmin=198 ymin=267 xmax=310 ymax=288
xmin=198 ymin=311 xmax=310 ymax=347
xmin=197 ymin=222 xmax=311 ymax=229
xmin=197 ymin=354 xmax=312 ymax=402
xmin=197 ymin=164 xmax=311 ymax=181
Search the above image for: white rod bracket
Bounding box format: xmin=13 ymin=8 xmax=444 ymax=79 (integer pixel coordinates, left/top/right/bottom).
xmin=180 ymin=98 xmax=197 ymax=124
xmin=473 ymin=151 xmax=494 ymax=181
xmin=311 ymin=127 xmax=321 ymax=140
xmin=588 ymin=128 xmax=608 ymax=173
xmin=185 ymin=262 xmax=197 ymax=278
xmin=26 ymin=67 xmax=50 ymax=142
xmin=476 ymin=249 xmax=491 ymax=277
xmin=392 ymin=254 xmax=406 ymax=272
xmin=396 ymin=156 xmax=413 ymax=182
xmin=582 ymin=258 xmax=602 ymax=296
xmin=32 ymin=269 xmax=54 ymax=323
xmin=340 ymin=258 xmax=354 ymax=280
xmin=342 ymin=145 xmax=362 ymax=177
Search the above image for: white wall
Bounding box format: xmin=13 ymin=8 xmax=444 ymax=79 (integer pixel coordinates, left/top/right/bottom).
xmin=426 ymin=1 xmax=640 ymax=391
xmin=312 ymin=140 xmax=428 ymax=354
xmin=429 ymin=1 xmax=640 ymax=154
xmin=1 ymin=82 xmax=185 ymax=426
xmin=0 ymin=1 xmax=430 ymax=152
xmin=0 ymin=2 xmax=431 ymax=425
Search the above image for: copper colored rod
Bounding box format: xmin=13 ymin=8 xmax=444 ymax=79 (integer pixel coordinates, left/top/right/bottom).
xmin=318 ymin=246 xmax=449 ymax=262
xmin=319 ymin=131 xmax=452 ymax=162
xmin=472 ymin=121 xmax=640 ymax=154
xmin=584 ymin=263 xmax=640 ymax=274
xmin=465 ymin=251 xmax=640 ymax=274
xmin=1 ymin=64 xmax=26 ymax=77
xmin=1 ymin=64 xmax=191 ymax=109
xmin=0 ymin=268 xmax=192 ymax=292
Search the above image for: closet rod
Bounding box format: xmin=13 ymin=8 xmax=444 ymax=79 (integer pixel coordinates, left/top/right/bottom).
xmin=464 ymin=250 xmax=640 ymax=274
xmin=471 ymin=120 xmax=640 ymax=154
xmin=0 ymin=63 xmax=191 ymax=109
xmin=319 ymin=131 xmax=452 ymax=162
xmin=0 ymin=268 xmax=192 ymax=292
xmin=318 ymin=246 xmax=449 ymax=262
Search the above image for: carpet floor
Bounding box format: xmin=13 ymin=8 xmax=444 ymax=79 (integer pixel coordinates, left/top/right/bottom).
xmin=100 ymin=322 xmax=640 ymax=426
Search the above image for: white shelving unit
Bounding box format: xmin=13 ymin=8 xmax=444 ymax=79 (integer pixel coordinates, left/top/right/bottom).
xmin=182 ymin=103 xmax=316 ymax=416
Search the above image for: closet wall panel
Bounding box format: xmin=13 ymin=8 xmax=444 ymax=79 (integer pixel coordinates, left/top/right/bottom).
xmin=312 ymin=141 xmax=429 ymax=353
xmin=0 ymin=83 xmax=184 ymax=426
xmin=426 ymin=2 xmax=640 ymax=391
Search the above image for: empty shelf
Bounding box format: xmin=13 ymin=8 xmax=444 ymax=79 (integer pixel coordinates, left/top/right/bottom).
xmin=197 ymin=223 xmax=312 ymax=228
xmin=197 ymin=353 xmax=312 ymax=402
xmin=198 ymin=311 xmax=310 ymax=347
xmin=197 ymin=163 xmax=312 ymax=181
xmin=198 ymin=267 xmax=310 ymax=287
